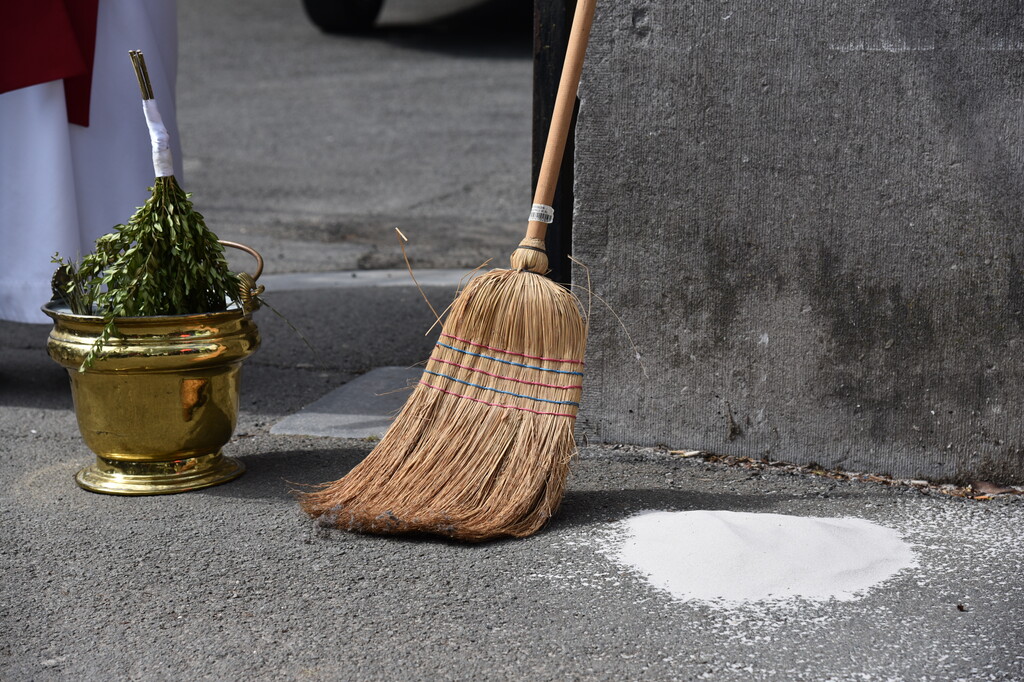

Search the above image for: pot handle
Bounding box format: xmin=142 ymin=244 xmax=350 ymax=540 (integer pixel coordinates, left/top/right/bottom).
xmin=219 ymin=240 xmax=264 ymax=313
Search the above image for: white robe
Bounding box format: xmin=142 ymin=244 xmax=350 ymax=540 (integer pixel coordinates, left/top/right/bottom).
xmin=0 ymin=0 xmax=181 ymax=323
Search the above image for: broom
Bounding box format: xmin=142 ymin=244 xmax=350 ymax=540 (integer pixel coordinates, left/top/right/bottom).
xmin=300 ymin=0 xmax=598 ymax=542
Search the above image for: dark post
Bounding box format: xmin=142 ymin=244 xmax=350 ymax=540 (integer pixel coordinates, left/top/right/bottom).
xmin=533 ymin=0 xmax=576 ymax=285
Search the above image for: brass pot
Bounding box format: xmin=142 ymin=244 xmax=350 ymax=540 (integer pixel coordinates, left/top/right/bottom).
xmin=42 ymin=242 xmax=263 ymax=495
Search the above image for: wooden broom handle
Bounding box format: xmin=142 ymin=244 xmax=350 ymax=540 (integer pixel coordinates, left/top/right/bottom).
xmin=526 ymin=0 xmax=598 ymax=242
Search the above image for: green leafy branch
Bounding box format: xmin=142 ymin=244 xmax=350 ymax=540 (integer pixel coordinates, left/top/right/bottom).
xmin=52 ymin=176 xmax=241 ymax=369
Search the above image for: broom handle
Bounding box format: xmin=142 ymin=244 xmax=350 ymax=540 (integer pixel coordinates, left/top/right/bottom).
xmin=526 ymin=0 xmax=598 ymax=242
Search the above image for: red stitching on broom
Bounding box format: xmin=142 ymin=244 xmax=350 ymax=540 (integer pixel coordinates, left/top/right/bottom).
xmin=419 ymin=381 xmax=578 ymax=418
xmin=431 ymin=357 xmax=583 ymax=391
xmin=440 ymin=333 xmax=585 ymax=365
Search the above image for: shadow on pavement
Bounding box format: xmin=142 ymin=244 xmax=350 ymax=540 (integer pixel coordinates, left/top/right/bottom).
xmin=208 ymin=443 xmax=813 ymax=546
xmin=358 ymin=0 xmax=531 ymax=59
xmin=209 ymin=445 xmax=368 ymax=501
xmin=0 ymin=365 xmax=72 ymax=410
xmin=0 ymin=320 xmax=72 ymax=409
xmin=551 ymin=488 xmax=802 ymax=531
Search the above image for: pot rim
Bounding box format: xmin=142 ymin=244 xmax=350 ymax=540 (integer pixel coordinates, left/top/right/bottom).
xmin=41 ymin=299 xmax=248 ymax=324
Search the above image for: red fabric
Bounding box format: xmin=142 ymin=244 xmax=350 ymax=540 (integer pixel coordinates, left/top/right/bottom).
xmin=60 ymin=0 xmax=99 ymax=126
xmin=0 ymin=0 xmax=99 ymax=126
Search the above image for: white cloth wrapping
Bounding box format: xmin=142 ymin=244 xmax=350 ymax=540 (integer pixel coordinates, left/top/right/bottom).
xmin=142 ymin=99 xmax=174 ymax=178
xmin=0 ymin=0 xmax=181 ymax=323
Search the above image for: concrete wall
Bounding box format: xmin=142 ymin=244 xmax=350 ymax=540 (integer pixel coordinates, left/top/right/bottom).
xmin=573 ymin=1 xmax=1024 ymax=483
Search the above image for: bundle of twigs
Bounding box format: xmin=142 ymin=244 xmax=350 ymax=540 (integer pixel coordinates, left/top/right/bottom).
xmin=300 ymin=0 xmax=598 ymax=541
xmin=52 ymin=51 xmax=239 ymax=367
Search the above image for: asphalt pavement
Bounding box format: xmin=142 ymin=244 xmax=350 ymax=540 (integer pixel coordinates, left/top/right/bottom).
xmin=1 ymin=1 xmax=1023 ymax=680
xmin=3 ymin=275 xmax=1023 ymax=681
xmin=176 ymin=0 xmax=534 ymax=274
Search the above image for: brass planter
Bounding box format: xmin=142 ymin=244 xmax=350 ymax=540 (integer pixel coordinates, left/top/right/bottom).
xmin=42 ymin=243 xmax=263 ymax=495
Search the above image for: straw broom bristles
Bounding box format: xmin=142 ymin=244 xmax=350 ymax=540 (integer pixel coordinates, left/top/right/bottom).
xmin=300 ymin=246 xmax=586 ymax=541
xmin=302 ymin=0 xmax=596 ymax=541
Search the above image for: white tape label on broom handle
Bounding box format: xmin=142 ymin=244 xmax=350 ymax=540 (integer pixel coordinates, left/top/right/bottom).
xmin=529 ymin=203 xmax=555 ymax=223
xmin=142 ymin=99 xmax=174 ymax=178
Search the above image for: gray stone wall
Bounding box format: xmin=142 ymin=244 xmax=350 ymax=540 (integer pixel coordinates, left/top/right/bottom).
xmin=573 ymin=1 xmax=1024 ymax=482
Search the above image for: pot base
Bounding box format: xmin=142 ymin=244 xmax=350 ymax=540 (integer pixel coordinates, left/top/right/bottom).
xmin=75 ymin=451 xmax=245 ymax=495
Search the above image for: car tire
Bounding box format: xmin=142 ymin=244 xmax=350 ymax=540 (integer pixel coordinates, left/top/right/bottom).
xmin=302 ymin=0 xmax=385 ymax=33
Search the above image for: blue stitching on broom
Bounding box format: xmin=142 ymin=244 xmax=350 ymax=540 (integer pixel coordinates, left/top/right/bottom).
xmin=422 ymin=369 xmax=581 ymax=407
xmin=418 ymin=380 xmax=579 ymax=419
xmin=436 ymin=342 xmax=585 ymax=376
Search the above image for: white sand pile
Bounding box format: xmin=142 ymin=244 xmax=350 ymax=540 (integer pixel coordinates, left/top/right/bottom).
xmin=612 ymin=510 xmax=917 ymax=605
